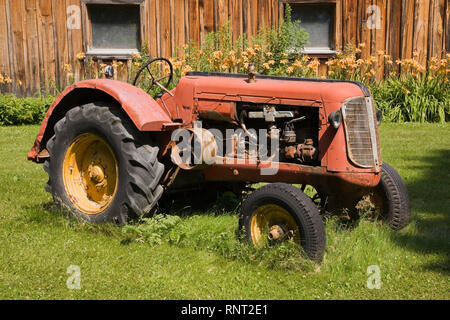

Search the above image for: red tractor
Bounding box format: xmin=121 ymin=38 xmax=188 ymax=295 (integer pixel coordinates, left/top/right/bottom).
xmin=28 ymin=58 xmax=410 ymax=262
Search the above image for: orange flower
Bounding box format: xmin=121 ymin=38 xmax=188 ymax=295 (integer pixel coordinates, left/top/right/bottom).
xmin=131 ymin=52 xmax=141 ymax=60
xmin=213 ymin=51 xmax=223 ymax=59
xmin=182 ymin=65 xmax=193 ymax=76
xmin=76 ymin=52 xmax=86 ymax=61
xmin=63 ymin=64 xmax=72 ymax=72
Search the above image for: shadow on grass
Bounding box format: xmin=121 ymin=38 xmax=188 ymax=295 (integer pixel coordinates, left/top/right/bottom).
xmin=390 ymin=148 xmax=450 ymax=274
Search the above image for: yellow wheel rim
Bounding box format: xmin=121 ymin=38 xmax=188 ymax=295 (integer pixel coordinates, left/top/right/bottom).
xmin=250 ymin=204 xmax=300 ymax=246
xmin=63 ymin=133 xmax=119 ymax=215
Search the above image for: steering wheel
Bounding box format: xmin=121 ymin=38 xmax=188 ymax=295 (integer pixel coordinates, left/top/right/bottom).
xmin=133 ymin=57 xmax=174 ymax=97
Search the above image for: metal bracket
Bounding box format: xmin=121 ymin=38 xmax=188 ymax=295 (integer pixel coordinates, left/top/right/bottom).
xmin=248 ymin=106 xmax=295 ymax=122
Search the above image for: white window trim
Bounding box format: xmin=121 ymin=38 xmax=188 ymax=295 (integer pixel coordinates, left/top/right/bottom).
xmin=86 ymin=48 xmax=140 ymax=59
xmin=303 ymin=47 xmax=336 ymax=55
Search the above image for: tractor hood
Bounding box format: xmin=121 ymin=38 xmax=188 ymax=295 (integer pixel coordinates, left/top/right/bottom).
xmin=182 ymin=72 xmax=370 ymax=107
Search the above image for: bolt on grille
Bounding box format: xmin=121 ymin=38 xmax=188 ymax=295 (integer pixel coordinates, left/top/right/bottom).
xmin=341 ymin=97 xmax=381 ymax=170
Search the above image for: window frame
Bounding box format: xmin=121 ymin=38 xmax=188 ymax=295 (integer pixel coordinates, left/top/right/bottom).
xmin=280 ymin=0 xmax=341 ymax=57
xmin=81 ymin=0 xmax=145 ymax=59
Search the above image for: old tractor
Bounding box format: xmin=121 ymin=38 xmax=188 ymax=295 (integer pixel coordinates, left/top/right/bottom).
xmin=28 ymin=58 xmax=410 ymax=262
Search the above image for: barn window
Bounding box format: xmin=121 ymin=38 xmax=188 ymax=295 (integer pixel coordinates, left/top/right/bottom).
xmin=83 ymin=0 xmax=143 ymax=58
xmin=286 ymin=1 xmax=336 ymax=55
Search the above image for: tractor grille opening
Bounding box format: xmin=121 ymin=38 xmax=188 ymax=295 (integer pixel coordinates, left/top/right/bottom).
xmin=341 ymin=97 xmax=380 ymax=169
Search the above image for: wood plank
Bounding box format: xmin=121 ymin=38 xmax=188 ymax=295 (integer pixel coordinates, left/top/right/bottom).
xmin=360 ymin=0 xmax=372 ymax=58
xmin=37 ymin=0 xmax=56 ymax=92
xmin=231 ymin=0 xmax=243 ymax=44
xmin=401 ymin=0 xmax=415 ymax=59
xmin=217 ymin=0 xmax=229 ymax=29
xmin=140 ymin=2 xmax=149 ymax=53
xmin=173 ymin=0 xmax=186 ymax=56
xmin=385 ymin=0 xmax=402 ymax=63
xmin=148 ymin=0 xmax=158 ymax=58
xmin=159 ymin=0 xmax=172 ymax=57
xmin=5 ymin=0 xmax=15 ymax=89
xmin=201 ymin=0 xmax=214 ymax=37
xmin=413 ymin=0 xmax=430 ymax=66
xmin=25 ymin=0 xmax=41 ymax=94
xmin=10 ymin=0 xmax=27 ymax=95
xmin=260 ymin=0 xmax=270 ymax=28
xmin=188 ymin=0 xmax=200 ymax=45
xmin=271 ymin=0 xmax=279 ymax=27
xmin=343 ymin=0 xmax=357 ymax=46
xmin=184 ymin=0 xmax=190 ymax=41
xmin=242 ymin=0 xmax=248 ymax=36
xmin=374 ymin=0 xmax=386 ymax=78
xmin=428 ymin=0 xmax=445 ymax=59
xmin=444 ymin=1 xmax=450 ymax=53
xmin=249 ymin=0 xmax=257 ymax=39
xmin=155 ymin=0 xmax=161 ymax=57
xmin=335 ymin=0 xmax=343 ymax=51
xmin=67 ymin=0 xmax=82 ymax=82
xmin=170 ymin=0 xmax=175 ymax=55
xmin=198 ymin=0 xmax=204 ymax=44
xmin=52 ymin=0 xmax=69 ymax=89
xmin=0 ymin=0 xmax=10 ymax=78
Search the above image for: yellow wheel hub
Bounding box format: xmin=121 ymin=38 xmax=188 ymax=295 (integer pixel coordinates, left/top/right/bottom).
xmin=250 ymin=204 xmax=300 ymax=246
xmin=63 ymin=133 xmax=119 ymax=215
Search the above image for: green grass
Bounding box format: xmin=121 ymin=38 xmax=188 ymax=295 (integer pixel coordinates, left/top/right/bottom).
xmin=0 ymin=123 xmax=449 ymax=300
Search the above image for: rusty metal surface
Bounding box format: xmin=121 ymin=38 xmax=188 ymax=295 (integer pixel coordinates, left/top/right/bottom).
xmin=28 ymin=79 xmax=174 ymax=162
xmin=203 ymin=159 xmax=381 ymax=191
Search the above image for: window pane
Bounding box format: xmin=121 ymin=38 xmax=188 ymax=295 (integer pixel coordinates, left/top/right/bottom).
xmin=290 ymin=4 xmax=334 ymax=49
xmin=90 ymin=5 xmax=140 ymax=50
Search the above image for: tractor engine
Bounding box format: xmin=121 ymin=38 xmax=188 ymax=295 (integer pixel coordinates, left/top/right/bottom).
xmin=200 ymin=102 xmax=320 ymax=166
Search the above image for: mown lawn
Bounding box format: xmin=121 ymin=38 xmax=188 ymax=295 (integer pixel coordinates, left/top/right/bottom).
xmin=0 ymin=123 xmax=448 ymax=300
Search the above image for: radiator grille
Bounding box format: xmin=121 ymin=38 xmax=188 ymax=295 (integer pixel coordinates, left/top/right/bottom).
xmin=342 ymin=97 xmax=380 ymax=169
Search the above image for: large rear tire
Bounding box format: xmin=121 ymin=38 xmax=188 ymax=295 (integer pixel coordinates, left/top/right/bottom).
xmin=44 ymin=102 xmax=165 ymax=224
xmin=239 ymin=183 xmax=326 ymax=262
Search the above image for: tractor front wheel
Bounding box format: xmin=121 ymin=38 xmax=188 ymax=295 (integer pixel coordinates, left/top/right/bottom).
xmin=44 ymin=102 xmax=165 ymax=224
xmin=239 ymin=183 xmax=326 ymax=262
xmin=367 ymin=162 xmax=411 ymax=230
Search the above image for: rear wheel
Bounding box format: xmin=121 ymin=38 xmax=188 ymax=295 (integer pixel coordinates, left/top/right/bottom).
xmin=44 ymin=102 xmax=165 ymax=224
xmin=239 ymin=183 xmax=326 ymax=262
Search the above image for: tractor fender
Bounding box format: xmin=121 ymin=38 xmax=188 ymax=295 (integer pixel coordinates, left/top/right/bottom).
xmin=28 ymin=79 xmax=173 ymax=162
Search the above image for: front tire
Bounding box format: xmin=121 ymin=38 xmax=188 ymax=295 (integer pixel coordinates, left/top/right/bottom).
xmin=44 ymin=102 xmax=165 ymax=224
xmin=369 ymin=163 xmax=410 ymax=230
xmin=239 ymin=183 xmax=326 ymax=262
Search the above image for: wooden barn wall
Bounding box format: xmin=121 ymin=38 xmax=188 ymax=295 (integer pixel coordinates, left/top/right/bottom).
xmin=0 ymin=0 xmax=448 ymax=96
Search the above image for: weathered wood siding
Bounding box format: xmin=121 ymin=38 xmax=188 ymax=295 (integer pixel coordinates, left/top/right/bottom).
xmin=0 ymin=0 xmax=448 ymax=96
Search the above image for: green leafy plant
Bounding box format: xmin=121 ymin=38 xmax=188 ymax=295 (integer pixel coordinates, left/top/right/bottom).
xmin=122 ymin=214 xmax=184 ymax=246
xmin=0 ymin=94 xmax=55 ymax=126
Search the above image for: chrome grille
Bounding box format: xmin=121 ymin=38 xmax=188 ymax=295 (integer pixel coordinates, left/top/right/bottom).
xmin=342 ymin=97 xmax=381 ymax=170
